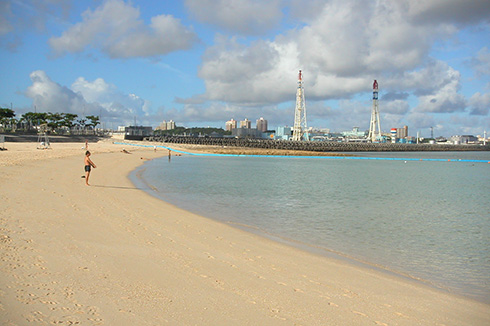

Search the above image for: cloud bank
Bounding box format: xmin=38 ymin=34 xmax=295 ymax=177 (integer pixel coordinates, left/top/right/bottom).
xmin=49 ymin=0 xmax=198 ymax=58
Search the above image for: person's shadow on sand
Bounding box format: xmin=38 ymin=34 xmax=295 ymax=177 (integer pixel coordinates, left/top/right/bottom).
xmin=91 ymin=185 xmax=142 ymax=190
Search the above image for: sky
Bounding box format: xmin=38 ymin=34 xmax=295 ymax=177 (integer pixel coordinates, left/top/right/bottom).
xmin=1 ymin=0 xmax=489 ymax=138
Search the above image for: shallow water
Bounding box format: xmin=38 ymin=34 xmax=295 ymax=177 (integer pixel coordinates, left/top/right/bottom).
xmin=132 ymin=151 xmax=490 ymax=302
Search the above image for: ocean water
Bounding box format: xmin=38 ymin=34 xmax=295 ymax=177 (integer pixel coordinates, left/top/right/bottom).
xmin=131 ymin=151 xmax=490 ymax=303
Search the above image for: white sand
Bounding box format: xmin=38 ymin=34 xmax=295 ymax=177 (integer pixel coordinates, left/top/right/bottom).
xmin=0 ymin=140 xmax=488 ymax=325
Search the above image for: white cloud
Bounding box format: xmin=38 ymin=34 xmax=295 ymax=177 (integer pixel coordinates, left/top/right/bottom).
xmin=468 ymin=92 xmax=490 ymax=115
xmin=185 ymin=0 xmax=283 ymax=35
xmin=412 ymin=64 xmax=467 ymax=113
xmin=71 ymin=76 xmax=151 ymax=119
xmin=25 ymin=70 xmax=89 ymax=115
xmin=199 ymin=37 xmax=291 ymax=104
xmin=196 ymin=0 xmax=467 ymax=107
xmin=396 ymin=60 xmax=463 ymax=96
xmin=24 ymin=70 xmax=152 ymax=126
xmin=49 ymin=0 xmax=198 ymax=58
xmin=71 ymin=77 xmax=115 ymax=103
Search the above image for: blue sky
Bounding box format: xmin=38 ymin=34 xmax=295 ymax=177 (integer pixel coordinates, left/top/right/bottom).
xmin=1 ymin=0 xmax=489 ymax=137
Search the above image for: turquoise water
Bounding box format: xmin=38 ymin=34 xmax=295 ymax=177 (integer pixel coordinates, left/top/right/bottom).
xmin=131 ymin=151 xmax=490 ymax=303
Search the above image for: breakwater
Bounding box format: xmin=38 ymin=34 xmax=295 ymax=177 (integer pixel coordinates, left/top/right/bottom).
xmin=146 ymin=136 xmax=489 ymax=152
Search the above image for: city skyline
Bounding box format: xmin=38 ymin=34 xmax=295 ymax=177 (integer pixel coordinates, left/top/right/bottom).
xmin=1 ymin=0 xmax=489 ymax=137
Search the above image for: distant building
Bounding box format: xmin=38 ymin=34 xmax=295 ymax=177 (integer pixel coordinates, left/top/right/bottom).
xmin=232 ymin=128 xmax=260 ymax=138
xmin=156 ymin=120 xmax=175 ymax=131
xmin=342 ymin=127 xmax=366 ymax=139
xmin=124 ymin=126 xmax=152 ymax=140
xmin=276 ymin=126 xmax=292 ymax=140
xmin=389 ymin=125 xmax=409 ymax=142
xmin=398 ymin=125 xmax=408 ymax=138
xmin=240 ymin=118 xmax=251 ymax=129
xmin=256 ymin=117 xmax=268 ymax=132
xmin=450 ymin=135 xmax=478 ymax=144
xmin=225 ymin=118 xmax=237 ymax=131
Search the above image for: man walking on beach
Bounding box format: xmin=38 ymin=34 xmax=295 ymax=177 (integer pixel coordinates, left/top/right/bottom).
xmin=84 ymin=151 xmax=96 ymax=186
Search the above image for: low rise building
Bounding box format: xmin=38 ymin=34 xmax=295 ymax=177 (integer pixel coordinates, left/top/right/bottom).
xmin=450 ymin=135 xmax=478 ymax=144
xmin=276 ymin=126 xmax=292 ymax=140
xmin=124 ymin=126 xmax=152 ymax=140
xmin=232 ymin=127 xmax=260 ymax=138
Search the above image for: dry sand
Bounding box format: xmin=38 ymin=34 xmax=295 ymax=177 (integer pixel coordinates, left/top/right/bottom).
xmin=1 ymin=140 xmax=489 ymax=325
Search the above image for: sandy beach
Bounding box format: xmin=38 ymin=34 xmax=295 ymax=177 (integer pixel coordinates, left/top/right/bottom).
xmin=1 ymin=140 xmax=488 ymax=325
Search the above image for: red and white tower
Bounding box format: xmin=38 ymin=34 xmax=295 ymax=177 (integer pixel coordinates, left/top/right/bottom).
xmin=368 ymin=80 xmax=381 ymax=142
xmin=292 ymin=70 xmax=309 ymax=141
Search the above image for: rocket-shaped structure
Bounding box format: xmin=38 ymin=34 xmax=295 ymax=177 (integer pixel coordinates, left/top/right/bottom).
xmin=292 ymin=70 xmax=309 ymax=141
xmin=368 ymin=80 xmax=381 ymax=142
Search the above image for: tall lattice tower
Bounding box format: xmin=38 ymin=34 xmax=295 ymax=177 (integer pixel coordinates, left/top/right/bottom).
xmin=368 ymin=80 xmax=381 ymax=142
xmin=292 ymin=70 xmax=309 ymax=141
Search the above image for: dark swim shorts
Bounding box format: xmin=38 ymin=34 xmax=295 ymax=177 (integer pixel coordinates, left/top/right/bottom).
xmin=85 ymin=165 xmax=91 ymax=172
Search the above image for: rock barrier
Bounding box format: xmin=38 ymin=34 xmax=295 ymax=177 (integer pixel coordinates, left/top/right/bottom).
xmin=146 ymin=136 xmax=490 ymax=152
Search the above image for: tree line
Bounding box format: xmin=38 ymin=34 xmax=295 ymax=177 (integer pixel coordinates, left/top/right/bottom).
xmin=0 ymin=108 xmax=99 ymax=133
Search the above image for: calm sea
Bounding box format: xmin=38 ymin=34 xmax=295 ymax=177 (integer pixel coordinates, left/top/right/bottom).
xmin=131 ymin=150 xmax=490 ymax=303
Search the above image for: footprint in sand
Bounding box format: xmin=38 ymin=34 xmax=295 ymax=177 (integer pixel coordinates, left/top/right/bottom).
xmin=204 ymin=252 xmax=215 ymax=259
xmin=353 ymin=311 xmax=368 ymax=317
xmin=395 ymin=312 xmax=410 ymax=318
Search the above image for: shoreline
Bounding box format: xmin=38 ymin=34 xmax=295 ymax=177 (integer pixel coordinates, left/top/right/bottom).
xmin=130 ymin=154 xmax=487 ymax=304
xmin=1 ymin=141 xmax=489 ymax=325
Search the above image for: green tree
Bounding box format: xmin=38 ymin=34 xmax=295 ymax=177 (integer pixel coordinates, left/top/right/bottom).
xmin=21 ymin=112 xmax=48 ymax=126
xmin=47 ymin=112 xmax=63 ymax=130
xmin=0 ymin=108 xmax=15 ymax=123
xmin=77 ymin=118 xmax=87 ymax=129
xmin=85 ymin=115 xmax=100 ymax=128
xmin=61 ymin=113 xmax=78 ymax=128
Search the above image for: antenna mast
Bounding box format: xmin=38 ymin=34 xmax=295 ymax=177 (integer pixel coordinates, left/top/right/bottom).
xmin=368 ymin=80 xmax=381 ymax=142
xmin=292 ymin=70 xmax=309 ymax=141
